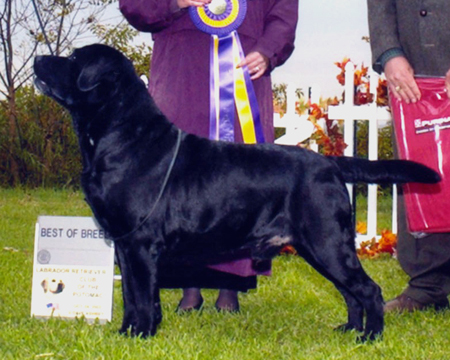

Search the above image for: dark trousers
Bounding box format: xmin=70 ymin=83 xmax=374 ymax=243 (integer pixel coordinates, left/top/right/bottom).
xmin=397 ymin=187 xmax=450 ymax=303
xmin=392 ymin=128 xmax=450 ymax=303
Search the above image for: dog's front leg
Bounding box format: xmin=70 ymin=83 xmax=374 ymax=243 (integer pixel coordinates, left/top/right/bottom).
xmin=115 ymin=240 xmax=161 ymax=338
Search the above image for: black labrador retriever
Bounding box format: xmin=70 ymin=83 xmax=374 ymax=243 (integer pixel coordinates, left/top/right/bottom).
xmin=34 ymin=44 xmax=440 ymax=341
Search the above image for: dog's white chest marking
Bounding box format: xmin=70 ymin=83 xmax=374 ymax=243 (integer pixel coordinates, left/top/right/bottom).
xmin=267 ymin=235 xmax=292 ymax=247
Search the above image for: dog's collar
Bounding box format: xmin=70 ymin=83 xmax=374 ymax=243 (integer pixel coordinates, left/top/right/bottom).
xmin=111 ymin=128 xmax=182 ymax=241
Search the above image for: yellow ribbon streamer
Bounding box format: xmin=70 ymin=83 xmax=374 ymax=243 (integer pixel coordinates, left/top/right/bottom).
xmin=232 ymin=33 xmax=257 ymax=144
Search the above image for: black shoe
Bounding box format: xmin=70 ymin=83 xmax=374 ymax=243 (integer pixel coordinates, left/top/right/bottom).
xmin=384 ymin=293 xmax=449 ymax=313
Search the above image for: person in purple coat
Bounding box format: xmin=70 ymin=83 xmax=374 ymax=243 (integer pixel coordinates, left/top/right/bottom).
xmin=119 ymin=0 xmax=298 ymax=312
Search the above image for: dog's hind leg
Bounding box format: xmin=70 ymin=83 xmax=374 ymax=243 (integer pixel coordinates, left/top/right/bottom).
xmin=328 ymin=242 xmax=384 ymax=342
xmin=291 ymin=180 xmax=384 ymax=341
xmin=115 ymin=240 xmax=161 ymax=338
xmin=333 ymin=286 xmax=364 ymax=333
xmin=293 ymin=232 xmax=384 ymax=341
xmin=298 ymin=250 xmax=365 ymax=333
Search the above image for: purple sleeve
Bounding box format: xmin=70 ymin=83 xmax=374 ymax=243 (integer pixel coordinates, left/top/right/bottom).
xmin=254 ymin=0 xmax=298 ymax=70
xmin=119 ymin=0 xmax=183 ymax=33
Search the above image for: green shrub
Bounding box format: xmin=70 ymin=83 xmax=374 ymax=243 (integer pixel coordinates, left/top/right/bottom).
xmin=0 ymin=86 xmax=81 ymax=188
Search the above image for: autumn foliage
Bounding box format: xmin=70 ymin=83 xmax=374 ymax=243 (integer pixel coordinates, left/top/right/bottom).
xmin=281 ymin=224 xmax=397 ymax=259
xmin=335 ymin=58 xmax=373 ymax=105
xmin=306 ymin=58 xmax=389 ymax=157
xmin=357 ymin=230 xmax=397 ymax=259
xmin=279 ymin=245 xmax=298 ymax=256
xmin=309 ymin=104 xmax=347 ymax=156
xmin=334 ymin=57 xmax=388 ymax=106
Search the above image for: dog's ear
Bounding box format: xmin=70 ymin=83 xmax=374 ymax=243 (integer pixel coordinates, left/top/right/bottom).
xmin=77 ymin=61 xmax=119 ymax=92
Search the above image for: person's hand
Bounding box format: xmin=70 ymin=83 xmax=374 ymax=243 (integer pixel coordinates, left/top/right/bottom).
xmin=384 ymin=56 xmax=421 ymax=104
xmin=177 ymin=0 xmax=211 ymax=9
xmin=237 ymin=51 xmax=269 ymax=80
xmin=445 ymin=68 xmax=450 ymax=99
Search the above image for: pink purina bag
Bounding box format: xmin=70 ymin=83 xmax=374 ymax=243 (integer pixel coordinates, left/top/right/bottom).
xmin=390 ymin=77 xmax=450 ymax=233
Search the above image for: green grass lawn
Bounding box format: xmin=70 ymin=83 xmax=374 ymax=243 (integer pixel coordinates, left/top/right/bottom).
xmin=1 ymin=188 xmax=449 ymax=360
xmin=355 ymin=189 xmax=394 ymax=233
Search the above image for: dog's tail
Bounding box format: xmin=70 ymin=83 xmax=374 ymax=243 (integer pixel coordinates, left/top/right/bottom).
xmin=329 ymin=156 xmax=441 ymax=184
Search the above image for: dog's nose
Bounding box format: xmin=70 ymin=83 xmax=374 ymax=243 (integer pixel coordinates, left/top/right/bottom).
xmin=34 ymin=56 xmax=44 ymax=70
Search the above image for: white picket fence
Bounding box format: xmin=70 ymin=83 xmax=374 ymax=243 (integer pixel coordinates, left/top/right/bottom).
xmin=274 ymin=62 xmax=396 ymax=245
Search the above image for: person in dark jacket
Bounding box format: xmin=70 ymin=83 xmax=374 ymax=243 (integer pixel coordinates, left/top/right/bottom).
xmin=119 ymin=0 xmax=298 ymax=312
xmin=367 ymin=0 xmax=450 ymax=312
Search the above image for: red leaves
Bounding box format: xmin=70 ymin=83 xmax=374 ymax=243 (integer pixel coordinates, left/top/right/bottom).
xmin=280 ymin=228 xmax=397 ymax=259
xmin=376 ymin=78 xmax=389 ymax=107
xmin=335 ymin=57 xmax=351 ymax=86
xmin=357 ymin=229 xmax=397 ymax=259
xmin=354 ymin=86 xmax=374 ymax=105
xmin=308 ymin=104 xmax=347 ymax=156
xmin=311 ymin=121 xmax=347 ymax=156
xmin=335 ymin=58 xmax=368 ymax=88
xmin=335 ymin=57 xmax=388 ymax=106
xmin=280 ymin=245 xmax=298 ymax=255
xmin=305 ymin=58 xmax=390 ymax=157
xmin=309 ymin=103 xmax=323 ymax=120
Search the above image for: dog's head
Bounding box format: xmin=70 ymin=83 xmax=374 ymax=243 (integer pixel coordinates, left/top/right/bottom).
xmin=41 ymin=278 xmax=65 ymax=294
xmin=34 ymin=44 xmax=138 ymax=111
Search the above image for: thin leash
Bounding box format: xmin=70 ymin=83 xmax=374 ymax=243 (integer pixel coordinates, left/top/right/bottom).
xmin=111 ymin=128 xmax=182 ymax=241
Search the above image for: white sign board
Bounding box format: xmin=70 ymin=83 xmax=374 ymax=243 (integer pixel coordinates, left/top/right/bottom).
xmin=31 ymin=216 xmax=115 ymax=324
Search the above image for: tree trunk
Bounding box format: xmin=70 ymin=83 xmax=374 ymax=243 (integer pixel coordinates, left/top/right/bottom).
xmin=7 ymin=89 xmax=20 ymax=186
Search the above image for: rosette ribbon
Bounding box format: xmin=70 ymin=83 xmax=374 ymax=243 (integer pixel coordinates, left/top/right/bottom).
xmin=190 ymin=0 xmax=265 ymax=144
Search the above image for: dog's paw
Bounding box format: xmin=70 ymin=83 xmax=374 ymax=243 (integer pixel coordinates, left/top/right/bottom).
xmin=119 ymin=318 xmax=159 ymax=338
xmin=119 ymin=314 xmax=136 ymax=336
xmin=118 ymin=325 xmax=154 ymax=338
xmin=334 ymin=322 xmax=363 ymax=333
xmin=119 ymin=325 xmax=133 ymax=336
xmin=356 ymin=331 xmax=383 ymax=343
